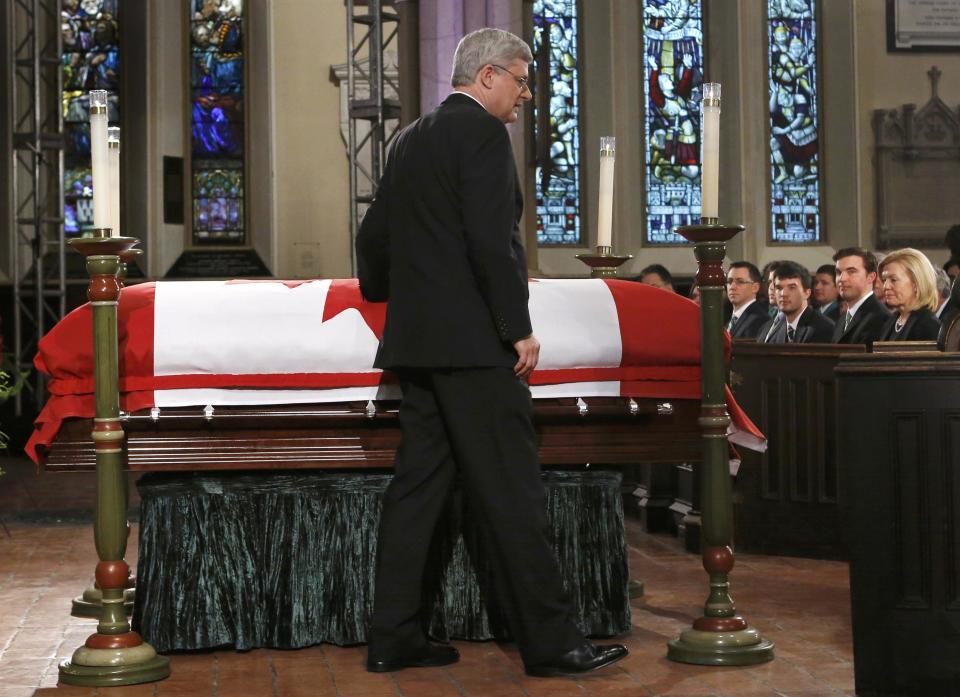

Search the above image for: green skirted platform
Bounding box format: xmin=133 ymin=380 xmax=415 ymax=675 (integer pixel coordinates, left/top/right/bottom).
xmin=132 ymin=469 xmax=630 ymax=652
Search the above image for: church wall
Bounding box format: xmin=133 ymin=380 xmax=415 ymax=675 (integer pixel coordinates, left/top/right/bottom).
xmin=854 ymin=0 xmax=960 ymax=267
xmin=271 ymin=0 xmax=349 ymax=279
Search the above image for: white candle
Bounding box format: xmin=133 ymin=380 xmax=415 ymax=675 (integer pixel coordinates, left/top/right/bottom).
xmin=700 ymin=82 xmax=721 ymax=221
xmin=597 ymin=136 xmax=615 ymax=249
xmin=107 ymin=127 xmax=121 ymax=237
xmin=89 ymin=90 xmax=110 ymax=231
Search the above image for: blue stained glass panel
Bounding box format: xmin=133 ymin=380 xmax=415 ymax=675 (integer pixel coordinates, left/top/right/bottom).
xmin=532 ymin=0 xmax=582 ymax=246
xmin=642 ymin=0 xmax=704 ymax=245
xmin=190 ymin=0 xmax=245 ymax=244
xmin=61 ymin=0 xmax=119 ymax=236
xmin=767 ymin=0 xmax=821 ymax=243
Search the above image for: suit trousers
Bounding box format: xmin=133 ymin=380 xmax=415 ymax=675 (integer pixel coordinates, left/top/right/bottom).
xmin=369 ymin=367 xmax=585 ymax=666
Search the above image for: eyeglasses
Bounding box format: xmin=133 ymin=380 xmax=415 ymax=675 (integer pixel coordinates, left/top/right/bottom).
xmin=491 ymin=64 xmax=531 ymax=93
xmin=726 ymin=278 xmax=757 ymax=286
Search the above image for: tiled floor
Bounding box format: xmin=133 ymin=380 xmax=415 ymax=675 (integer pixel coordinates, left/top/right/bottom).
xmin=0 ymin=457 xmax=855 ymax=697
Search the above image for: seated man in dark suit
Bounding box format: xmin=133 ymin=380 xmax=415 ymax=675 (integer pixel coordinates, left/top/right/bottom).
xmin=758 ymin=261 xmax=835 ymax=343
xmin=832 ymin=247 xmax=892 ymax=345
xmin=725 ymin=261 xmax=768 ymax=339
xmin=639 ymin=263 xmax=675 ymax=293
xmin=813 ymin=263 xmax=840 ymax=322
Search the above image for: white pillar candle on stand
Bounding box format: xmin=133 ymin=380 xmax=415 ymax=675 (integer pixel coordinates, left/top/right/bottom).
xmin=107 ymin=126 xmax=121 ymax=238
xmin=89 ymin=90 xmax=110 ymax=231
xmin=700 ymin=82 xmax=721 ymax=221
xmin=597 ymin=136 xmax=616 ymax=249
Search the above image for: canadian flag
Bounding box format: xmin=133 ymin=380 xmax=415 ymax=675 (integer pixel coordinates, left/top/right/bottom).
xmin=27 ymin=278 xmax=765 ymax=462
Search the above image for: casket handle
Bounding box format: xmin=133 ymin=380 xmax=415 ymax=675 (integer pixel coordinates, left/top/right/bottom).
xmin=576 ymin=397 xmax=588 ymax=417
xmin=365 ymin=400 xmax=377 ymax=419
xmin=657 ymin=402 xmax=674 ymax=416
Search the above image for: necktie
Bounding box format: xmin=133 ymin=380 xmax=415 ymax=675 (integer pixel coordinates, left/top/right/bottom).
xmin=843 ymin=312 xmax=852 ymax=333
xmin=787 ymin=326 xmax=796 ymax=343
xmin=729 ymin=315 xmax=739 ymax=331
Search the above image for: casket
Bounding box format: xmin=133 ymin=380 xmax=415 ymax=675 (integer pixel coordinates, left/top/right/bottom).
xmin=28 ymin=277 xmax=764 ymax=469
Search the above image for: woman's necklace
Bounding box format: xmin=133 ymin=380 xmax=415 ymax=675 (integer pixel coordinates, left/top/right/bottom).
xmin=895 ymin=315 xmax=907 ymax=332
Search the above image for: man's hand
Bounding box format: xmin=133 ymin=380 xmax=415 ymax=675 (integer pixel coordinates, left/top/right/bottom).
xmin=513 ymin=334 xmax=540 ymax=379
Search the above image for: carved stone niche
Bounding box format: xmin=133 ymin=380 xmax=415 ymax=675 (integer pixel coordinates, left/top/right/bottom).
xmin=873 ymin=66 xmax=960 ymax=249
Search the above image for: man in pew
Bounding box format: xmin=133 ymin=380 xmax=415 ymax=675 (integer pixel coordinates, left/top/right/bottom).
xmin=639 ymin=263 xmax=675 ymax=293
xmin=832 ymin=247 xmax=891 ymax=345
xmin=813 ymin=263 xmax=840 ymax=322
xmin=936 ymin=268 xmax=952 ymax=320
xmin=726 ymin=261 xmax=767 ymax=339
xmin=758 ymin=261 xmax=835 ymax=343
xmin=356 ymin=27 xmax=626 ymax=678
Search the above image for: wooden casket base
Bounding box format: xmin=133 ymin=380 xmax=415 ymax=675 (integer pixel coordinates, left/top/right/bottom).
xmin=132 ymin=469 xmax=630 ymax=652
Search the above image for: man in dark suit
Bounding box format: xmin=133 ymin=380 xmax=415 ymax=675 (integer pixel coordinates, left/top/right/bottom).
xmin=813 ymin=263 xmax=841 ymax=322
xmin=725 ymin=261 xmax=768 ymax=339
xmin=832 ymin=247 xmax=892 ymax=345
xmin=355 ymin=28 xmax=626 ymax=678
xmin=758 ymin=262 xmax=835 ymax=343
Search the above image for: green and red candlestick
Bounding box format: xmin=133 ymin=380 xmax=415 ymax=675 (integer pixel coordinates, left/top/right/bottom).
xmin=666 ymin=218 xmax=774 ymax=666
xmin=59 ymin=229 xmax=169 ymax=687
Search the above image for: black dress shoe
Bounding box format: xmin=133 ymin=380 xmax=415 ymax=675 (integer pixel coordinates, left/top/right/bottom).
xmin=367 ymin=643 xmax=460 ymax=673
xmin=525 ymin=642 xmax=628 ymax=677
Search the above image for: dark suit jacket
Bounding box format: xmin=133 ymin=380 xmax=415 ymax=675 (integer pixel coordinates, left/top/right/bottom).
xmin=832 ymin=294 xmax=892 ymax=345
xmin=818 ymin=300 xmax=840 ymax=323
xmin=356 ymin=94 xmax=530 ymax=369
xmin=729 ymin=301 xmax=770 ymax=340
xmin=757 ymin=306 xmax=835 ymax=344
xmin=877 ymin=307 xmax=941 ymax=342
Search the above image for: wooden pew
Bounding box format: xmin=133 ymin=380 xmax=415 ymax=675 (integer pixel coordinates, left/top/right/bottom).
xmin=729 ymin=341 xmax=866 ymax=559
xmin=838 ymin=350 xmax=960 ymax=695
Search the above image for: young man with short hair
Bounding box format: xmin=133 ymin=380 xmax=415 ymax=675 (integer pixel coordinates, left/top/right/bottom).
xmin=831 ymin=247 xmax=892 ymax=344
xmin=757 ymin=261 xmax=834 ymax=344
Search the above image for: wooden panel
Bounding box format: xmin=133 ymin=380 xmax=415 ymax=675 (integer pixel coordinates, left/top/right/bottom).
xmin=43 ymin=398 xmax=702 ymax=472
xmin=892 ymin=412 xmax=931 ymax=610
xmin=730 ymin=343 xmax=865 ymax=558
xmin=945 ymin=413 xmax=960 ymax=611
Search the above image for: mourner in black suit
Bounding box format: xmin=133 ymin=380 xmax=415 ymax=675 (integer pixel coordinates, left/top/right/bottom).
xmin=725 ymin=261 xmax=767 ymax=340
xmin=813 ymin=263 xmax=841 ymax=323
xmin=876 ymin=248 xmax=942 ymax=342
xmin=757 ymin=262 xmax=835 ymax=343
xmin=832 ymin=247 xmax=892 ymax=345
xmin=355 ymin=28 xmax=626 ymax=678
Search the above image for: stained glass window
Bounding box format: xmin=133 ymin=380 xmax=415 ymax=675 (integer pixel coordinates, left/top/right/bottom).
xmin=767 ymin=0 xmax=821 ymax=243
xmin=189 ymin=0 xmax=245 ymax=244
xmin=532 ymin=0 xmax=581 ymax=246
xmin=642 ymin=0 xmax=704 ymax=245
xmin=61 ymin=0 xmax=120 ymax=235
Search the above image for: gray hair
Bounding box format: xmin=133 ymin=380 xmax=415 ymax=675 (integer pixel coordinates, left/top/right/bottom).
xmin=936 ymin=267 xmax=952 ymax=299
xmin=451 ymin=28 xmax=533 ymax=87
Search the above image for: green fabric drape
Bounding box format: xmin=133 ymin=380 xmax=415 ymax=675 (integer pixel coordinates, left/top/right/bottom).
xmin=133 ymin=469 xmax=629 ymax=652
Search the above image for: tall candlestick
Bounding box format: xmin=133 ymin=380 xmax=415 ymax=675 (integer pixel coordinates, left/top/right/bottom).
xmin=700 ymin=83 xmax=721 ymax=221
xmin=89 ymin=90 xmax=110 ymax=231
xmin=597 ymin=136 xmax=616 ymax=249
xmin=107 ymin=127 xmax=121 ymax=238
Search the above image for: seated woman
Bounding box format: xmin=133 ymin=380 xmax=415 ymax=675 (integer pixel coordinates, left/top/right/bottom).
xmin=877 ymin=248 xmax=941 ymax=342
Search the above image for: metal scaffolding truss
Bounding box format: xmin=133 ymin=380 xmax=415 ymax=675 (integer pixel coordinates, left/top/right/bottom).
xmin=346 ymin=0 xmax=401 ymax=274
xmin=9 ymin=0 xmax=66 ymax=414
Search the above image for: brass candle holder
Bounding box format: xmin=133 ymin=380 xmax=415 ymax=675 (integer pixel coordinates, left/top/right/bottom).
xmin=576 ymin=245 xmax=633 ymax=278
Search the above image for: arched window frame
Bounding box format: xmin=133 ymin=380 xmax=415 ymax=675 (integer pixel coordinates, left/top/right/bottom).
xmin=640 ymin=0 xmax=707 ymax=247
xmin=531 ymin=0 xmax=584 ymax=247
xmin=765 ymin=0 xmax=825 ymax=246
xmin=185 ymin=0 xmax=248 ymax=247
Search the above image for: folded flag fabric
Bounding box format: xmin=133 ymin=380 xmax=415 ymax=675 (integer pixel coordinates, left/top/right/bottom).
xmin=27 ymin=277 xmax=765 ymax=463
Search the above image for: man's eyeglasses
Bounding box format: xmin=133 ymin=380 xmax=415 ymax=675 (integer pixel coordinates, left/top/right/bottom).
xmin=491 ymin=64 xmax=531 ymax=93
xmin=726 ymin=278 xmax=756 ymax=286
